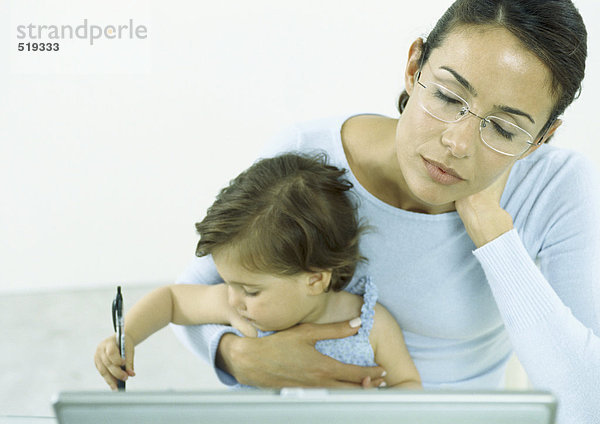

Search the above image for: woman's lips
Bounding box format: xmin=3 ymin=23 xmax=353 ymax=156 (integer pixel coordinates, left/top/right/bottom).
xmin=422 ymin=156 xmax=465 ymax=185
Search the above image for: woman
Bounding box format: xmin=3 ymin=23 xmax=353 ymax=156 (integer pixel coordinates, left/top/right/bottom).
xmin=173 ymin=1 xmax=599 ymax=423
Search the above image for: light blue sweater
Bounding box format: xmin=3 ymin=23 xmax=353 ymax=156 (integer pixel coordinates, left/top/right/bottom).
xmin=172 ymin=114 xmax=600 ymax=424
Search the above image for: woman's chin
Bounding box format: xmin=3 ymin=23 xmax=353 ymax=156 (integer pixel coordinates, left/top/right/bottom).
xmin=405 ymin=180 xmax=458 ymax=213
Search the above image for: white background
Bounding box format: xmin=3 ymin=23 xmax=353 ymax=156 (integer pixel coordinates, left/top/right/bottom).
xmin=1 ymin=0 xmax=599 ymax=294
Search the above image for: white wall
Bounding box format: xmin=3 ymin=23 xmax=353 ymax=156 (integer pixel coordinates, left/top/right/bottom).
xmin=1 ymin=0 xmax=599 ymax=294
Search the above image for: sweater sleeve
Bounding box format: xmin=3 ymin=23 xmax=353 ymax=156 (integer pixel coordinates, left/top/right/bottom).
xmin=473 ymin=156 xmax=600 ymax=424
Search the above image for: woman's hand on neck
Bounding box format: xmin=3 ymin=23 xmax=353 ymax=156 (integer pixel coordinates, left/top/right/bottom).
xmin=454 ymin=166 xmax=514 ymax=248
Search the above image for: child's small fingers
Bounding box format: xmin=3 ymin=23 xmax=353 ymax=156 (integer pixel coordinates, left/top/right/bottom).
xmin=105 ymin=341 xmax=126 ymax=366
xmin=95 ymin=359 xmax=119 ymax=390
xmin=104 ymin=373 xmax=118 ymax=391
xmin=107 ymin=364 xmax=129 ymax=381
xmin=99 ymin=353 xmax=128 ymax=381
xmin=106 ymin=351 xmax=125 ymax=367
xmin=95 ymin=340 xmax=127 ymax=390
xmin=98 ymin=348 xmax=123 ymax=371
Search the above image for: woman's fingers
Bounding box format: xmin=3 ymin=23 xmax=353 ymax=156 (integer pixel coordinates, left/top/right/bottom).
xmin=294 ymin=319 xmax=363 ymax=343
xmin=220 ymin=320 xmax=385 ymax=388
xmin=309 ymin=352 xmax=386 ymax=387
xmin=294 ymin=321 xmax=386 ymax=385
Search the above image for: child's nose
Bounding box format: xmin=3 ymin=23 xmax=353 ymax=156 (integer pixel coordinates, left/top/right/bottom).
xmin=227 ymin=285 xmax=246 ymax=311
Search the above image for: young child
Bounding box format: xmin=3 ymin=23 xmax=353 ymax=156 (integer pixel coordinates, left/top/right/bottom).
xmin=94 ymin=153 xmax=421 ymax=390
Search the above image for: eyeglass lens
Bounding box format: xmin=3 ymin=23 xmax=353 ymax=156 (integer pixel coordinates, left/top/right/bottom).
xmin=420 ymin=81 xmax=532 ymax=156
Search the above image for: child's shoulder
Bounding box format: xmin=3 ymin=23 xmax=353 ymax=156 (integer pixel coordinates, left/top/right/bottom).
xmin=328 ymin=290 xmax=364 ymax=323
xmin=370 ymin=302 xmax=403 ymax=342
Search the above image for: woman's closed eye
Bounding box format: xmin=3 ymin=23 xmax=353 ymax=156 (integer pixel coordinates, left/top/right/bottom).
xmin=489 ymin=119 xmax=516 ymax=141
xmin=433 ymin=88 xmax=462 ymax=105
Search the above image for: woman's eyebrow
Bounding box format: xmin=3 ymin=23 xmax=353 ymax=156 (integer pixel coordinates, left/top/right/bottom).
xmin=440 ymin=66 xmax=477 ymax=96
xmin=495 ymin=104 xmax=535 ymax=124
xmin=440 ymin=65 xmax=535 ymax=124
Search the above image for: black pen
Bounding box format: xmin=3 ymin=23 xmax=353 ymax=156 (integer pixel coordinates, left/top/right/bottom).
xmin=112 ymin=286 xmax=126 ymax=391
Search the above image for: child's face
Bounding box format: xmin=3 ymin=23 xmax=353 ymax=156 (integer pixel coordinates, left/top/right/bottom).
xmin=212 ymin=248 xmax=326 ymax=332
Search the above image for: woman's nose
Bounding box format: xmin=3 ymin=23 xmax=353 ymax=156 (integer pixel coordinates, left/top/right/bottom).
xmin=440 ymin=116 xmax=479 ymax=159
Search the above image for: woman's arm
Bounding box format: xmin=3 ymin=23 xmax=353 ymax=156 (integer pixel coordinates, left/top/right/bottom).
xmin=474 ymin=230 xmax=600 ymax=424
xmin=456 ymin=155 xmax=600 ymax=424
xmin=370 ymin=303 xmax=422 ymax=388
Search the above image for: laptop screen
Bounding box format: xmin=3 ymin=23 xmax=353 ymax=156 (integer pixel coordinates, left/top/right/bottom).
xmin=53 ymin=389 xmax=557 ymax=424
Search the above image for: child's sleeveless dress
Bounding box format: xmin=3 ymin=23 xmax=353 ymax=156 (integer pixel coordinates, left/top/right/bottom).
xmin=313 ymin=276 xmax=377 ymax=366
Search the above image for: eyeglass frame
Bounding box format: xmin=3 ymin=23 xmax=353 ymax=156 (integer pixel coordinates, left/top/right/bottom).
xmin=414 ymin=69 xmax=541 ymax=157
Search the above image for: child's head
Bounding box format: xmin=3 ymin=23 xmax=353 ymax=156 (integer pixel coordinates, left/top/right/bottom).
xmin=195 ymin=152 xmax=366 ymax=331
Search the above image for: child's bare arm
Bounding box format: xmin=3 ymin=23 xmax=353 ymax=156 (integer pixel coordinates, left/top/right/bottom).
xmin=370 ymin=303 xmax=422 ymax=388
xmin=126 ymin=284 xmax=231 ymax=345
xmin=126 ymin=283 xmax=256 ymax=344
xmin=94 ymin=284 xmax=256 ymax=390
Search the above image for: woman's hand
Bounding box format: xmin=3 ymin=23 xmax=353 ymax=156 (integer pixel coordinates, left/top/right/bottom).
xmin=455 ymin=166 xmax=514 ymax=248
xmin=94 ymin=333 xmax=136 ymax=390
xmin=216 ymin=320 xmax=386 ymax=388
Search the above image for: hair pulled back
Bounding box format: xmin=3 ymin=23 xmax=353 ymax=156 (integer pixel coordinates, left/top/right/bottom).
xmin=398 ymin=0 xmax=587 ymax=141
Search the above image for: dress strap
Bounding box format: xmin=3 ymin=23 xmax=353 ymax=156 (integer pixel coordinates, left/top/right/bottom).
xmin=347 ymin=276 xmax=377 ymax=337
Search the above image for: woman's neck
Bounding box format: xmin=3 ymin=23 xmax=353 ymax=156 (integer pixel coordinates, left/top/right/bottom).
xmin=342 ymin=114 xmax=455 ymax=214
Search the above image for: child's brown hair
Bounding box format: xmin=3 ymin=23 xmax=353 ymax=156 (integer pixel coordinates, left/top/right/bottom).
xmin=195 ymin=152 xmax=366 ymax=291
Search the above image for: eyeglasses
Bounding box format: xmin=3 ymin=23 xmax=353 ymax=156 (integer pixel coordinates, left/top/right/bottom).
xmin=415 ymin=71 xmax=538 ymax=157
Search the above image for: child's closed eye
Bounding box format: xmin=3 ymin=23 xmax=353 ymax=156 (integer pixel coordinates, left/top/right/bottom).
xmin=243 ymin=288 xmax=260 ymax=297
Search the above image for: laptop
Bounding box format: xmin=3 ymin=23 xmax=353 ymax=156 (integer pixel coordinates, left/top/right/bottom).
xmin=53 ymin=389 xmax=557 ymax=424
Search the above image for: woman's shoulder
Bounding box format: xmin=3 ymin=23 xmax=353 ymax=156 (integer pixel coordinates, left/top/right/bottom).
xmin=506 ymin=144 xmax=600 ymax=231
xmin=517 ymin=144 xmax=597 ymax=175
xmin=260 ymin=113 xmax=396 ymax=163
xmin=510 ymin=144 xmax=599 ymax=192
xmin=341 ymin=114 xmax=397 ymax=153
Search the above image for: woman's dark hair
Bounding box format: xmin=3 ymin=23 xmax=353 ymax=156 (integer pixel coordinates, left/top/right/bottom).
xmin=398 ymin=0 xmax=587 ymax=142
xmin=195 ymin=152 xmax=366 ymax=292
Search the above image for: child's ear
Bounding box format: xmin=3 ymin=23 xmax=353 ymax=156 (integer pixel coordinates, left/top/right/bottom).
xmin=306 ymin=271 xmax=333 ymax=295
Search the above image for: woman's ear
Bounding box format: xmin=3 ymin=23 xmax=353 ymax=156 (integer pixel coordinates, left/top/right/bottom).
xmin=306 ymin=271 xmax=333 ymax=295
xmin=539 ymin=118 xmax=562 ymax=144
xmin=520 ymin=119 xmax=563 ymax=159
xmin=405 ymin=38 xmax=424 ymax=96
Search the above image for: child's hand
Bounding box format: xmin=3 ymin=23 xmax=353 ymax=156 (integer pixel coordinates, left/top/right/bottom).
xmin=227 ymin=312 xmax=258 ymax=337
xmin=94 ymin=333 xmax=136 ymax=390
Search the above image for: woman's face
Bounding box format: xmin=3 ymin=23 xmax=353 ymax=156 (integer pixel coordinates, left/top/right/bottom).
xmin=395 ymin=25 xmax=559 ymax=212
